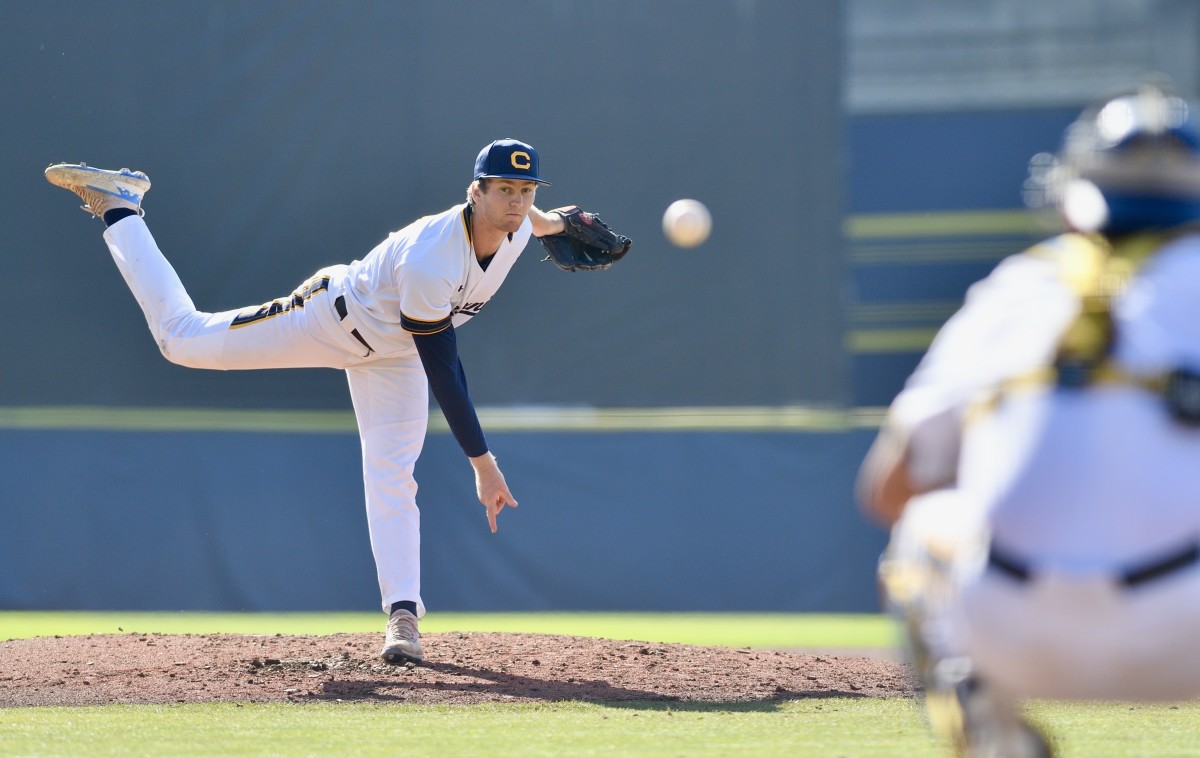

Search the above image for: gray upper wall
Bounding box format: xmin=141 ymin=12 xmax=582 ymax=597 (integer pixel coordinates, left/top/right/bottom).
xmin=5 ymin=2 xmax=847 ymax=410
xmin=13 ymin=2 xmax=1188 ymax=412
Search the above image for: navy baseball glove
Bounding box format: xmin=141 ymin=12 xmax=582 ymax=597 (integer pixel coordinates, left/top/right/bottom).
xmin=540 ymin=206 xmax=632 ymax=272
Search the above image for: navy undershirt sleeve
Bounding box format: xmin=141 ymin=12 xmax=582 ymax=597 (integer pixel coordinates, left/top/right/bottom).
xmin=411 ymin=325 xmax=488 ymax=458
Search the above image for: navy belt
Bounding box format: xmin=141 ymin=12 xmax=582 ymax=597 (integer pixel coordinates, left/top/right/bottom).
xmin=334 ymin=295 xmax=374 ymax=353
xmin=988 ymin=542 xmax=1200 ymax=589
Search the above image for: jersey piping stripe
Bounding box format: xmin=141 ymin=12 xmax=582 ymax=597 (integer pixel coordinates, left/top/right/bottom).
xmin=230 ymin=275 xmax=331 ymax=329
xmin=401 ymin=312 xmax=452 ymax=335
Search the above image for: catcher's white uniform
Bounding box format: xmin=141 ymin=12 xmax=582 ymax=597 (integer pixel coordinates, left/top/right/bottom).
xmin=885 ymin=230 xmax=1200 ymax=702
xmin=103 ymin=204 xmax=532 ymax=617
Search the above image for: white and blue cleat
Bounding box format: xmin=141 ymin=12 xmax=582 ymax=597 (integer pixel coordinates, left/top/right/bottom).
xmin=45 ymin=163 xmax=150 ymax=218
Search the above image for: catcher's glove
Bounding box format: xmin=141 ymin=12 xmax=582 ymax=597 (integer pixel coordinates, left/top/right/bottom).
xmin=540 ymin=206 xmax=632 ymax=272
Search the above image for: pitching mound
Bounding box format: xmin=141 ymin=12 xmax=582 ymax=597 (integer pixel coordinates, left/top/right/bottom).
xmin=0 ymin=632 xmax=916 ymax=707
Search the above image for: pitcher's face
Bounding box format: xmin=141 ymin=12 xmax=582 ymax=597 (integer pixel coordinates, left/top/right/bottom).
xmin=473 ymin=179 xmax=538 ymax=234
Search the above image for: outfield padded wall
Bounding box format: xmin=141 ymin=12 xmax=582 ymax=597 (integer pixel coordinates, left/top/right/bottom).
xmin=0 ymin=428 xmax=886 ymax=613
xmin=3 ymin=2 xmax=865 ymax=612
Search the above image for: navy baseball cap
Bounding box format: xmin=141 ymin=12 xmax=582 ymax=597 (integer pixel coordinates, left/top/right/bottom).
xmin=473 ymin=138 xmax=551 ymax=185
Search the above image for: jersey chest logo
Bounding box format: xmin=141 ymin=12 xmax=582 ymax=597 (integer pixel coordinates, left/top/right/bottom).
xmin=452 ymin=301 xmax=487 ymax=318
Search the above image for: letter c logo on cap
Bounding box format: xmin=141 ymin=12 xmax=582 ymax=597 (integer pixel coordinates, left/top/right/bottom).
xmin=510 ymin=151 xmax=532 ymax=170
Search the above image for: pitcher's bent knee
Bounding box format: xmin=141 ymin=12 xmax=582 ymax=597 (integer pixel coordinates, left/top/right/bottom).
xmin=152 ymin=313 xmax=227 ymax=369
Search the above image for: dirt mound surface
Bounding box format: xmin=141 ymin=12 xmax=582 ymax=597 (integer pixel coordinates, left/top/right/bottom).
xmin=0 ymin=632 xmax=916 ymax=707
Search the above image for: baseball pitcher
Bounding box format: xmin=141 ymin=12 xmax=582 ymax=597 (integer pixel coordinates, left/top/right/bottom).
xmin=45 ymin=139 xmax=631 ymax=666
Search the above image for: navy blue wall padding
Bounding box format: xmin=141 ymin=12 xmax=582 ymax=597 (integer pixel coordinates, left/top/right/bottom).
xmin=0 ymin=429 xmax=887 ymax=613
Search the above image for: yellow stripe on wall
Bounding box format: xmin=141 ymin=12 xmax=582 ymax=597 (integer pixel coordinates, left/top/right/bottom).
xmin=848 ymin=300 xmax=961 ymax=323
xmin=463 ymin=406 xmax=887 ymax=432
xmin=844 ymin=209 xmax=1052 ymax=239
xmin=848 ymin=238 xmax=1025 ymax=265
xmin=0 ymin=405 xmax=889 ymax=433
xmin=846 ymin=328 xmax=938 ymax=353
xmin=0 ymin=406 xmax=358 ymax=433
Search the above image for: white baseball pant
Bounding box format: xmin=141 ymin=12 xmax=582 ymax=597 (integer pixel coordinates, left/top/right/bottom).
xmin=890 ymin=490 xmax=1200 ymax=703
xmin=103 ymin=216 xmax=431 ymax=616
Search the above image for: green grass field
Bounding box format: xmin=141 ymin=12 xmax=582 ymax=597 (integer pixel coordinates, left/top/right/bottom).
xmin=0 ymin=611 xmax=901 ymax=649
xmin=1 ymin=612 xmax=1198 ymax=757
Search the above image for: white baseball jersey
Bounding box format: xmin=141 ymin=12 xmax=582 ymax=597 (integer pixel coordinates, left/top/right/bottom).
xmin=893 ymin=231 xmax=1200 ymax=565
xmin=338 ymin=204 xmax=532 ymax=355
xmin=887 ymin=231 xmax=1200 ymax=700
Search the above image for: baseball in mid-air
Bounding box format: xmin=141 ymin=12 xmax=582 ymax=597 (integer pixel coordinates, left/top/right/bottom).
xmin=662 ymin=199 xmax=711 ymax=248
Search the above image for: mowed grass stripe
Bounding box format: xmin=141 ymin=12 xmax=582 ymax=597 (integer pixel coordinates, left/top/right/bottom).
xmin=0 ymin=612 xmax=900 ymax=650
xmin=3 ymin=698 xmax=1200 ymax=757
xmin=0 ymin=700 xmax=943 ymax=758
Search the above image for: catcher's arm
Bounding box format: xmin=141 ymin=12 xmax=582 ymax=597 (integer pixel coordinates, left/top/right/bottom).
xmin=855 ymin=425 xmax=919 ymax=527
xmin=856 ymin=406 xmax=963 ymax=527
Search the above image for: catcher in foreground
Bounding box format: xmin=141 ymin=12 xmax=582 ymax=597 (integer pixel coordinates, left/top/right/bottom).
xmin=858 ymin=83 xmax=1200 ymax=758
xmin=45 ymin=138 xmax=630 ymax=669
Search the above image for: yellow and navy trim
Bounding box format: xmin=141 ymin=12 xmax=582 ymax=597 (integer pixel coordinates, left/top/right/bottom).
xmin=462 ymin=204 xmax=473 ymax=250
xmin=1002 ymin=364 xmax=1169 ymax=397
xmin=230 ymin=275 xmax=331 ymax=329
xmin=401 ymin=312 xmax=452 ymax=335
xmin=966 ymin=357 xmax=1181 ymax=428
xmin=965 ymin=231 xmax=1175 ymax=424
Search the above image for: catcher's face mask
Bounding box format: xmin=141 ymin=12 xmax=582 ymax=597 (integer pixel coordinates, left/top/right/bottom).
xmin=1025 ymin=83 xmax=1200 ymax=233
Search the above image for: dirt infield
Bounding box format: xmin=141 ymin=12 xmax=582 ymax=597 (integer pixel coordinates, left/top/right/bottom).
xmin=0 ymin=632 xmax=916 ymax=707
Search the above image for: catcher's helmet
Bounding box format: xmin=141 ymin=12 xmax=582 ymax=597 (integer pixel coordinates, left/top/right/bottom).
xmin=1025 ymin=82 xmax=1200 ymax=234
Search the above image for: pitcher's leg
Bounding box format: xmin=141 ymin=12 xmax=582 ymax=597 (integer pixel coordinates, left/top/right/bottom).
xmin=102 ymin=215 xmax=197 ymax=356
xmin=49 ymin=165 xmax=363 ymax=370
xmin=346 ymin=357 xmax=430 ymax=618
xmin=102 ymin=216 xmax=362 ymax=370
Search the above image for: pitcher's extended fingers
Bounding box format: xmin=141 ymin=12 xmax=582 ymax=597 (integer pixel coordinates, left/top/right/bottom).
xmin=487 ymin=501 xmax=499 ymax=533
xmin=487 ymin=495 xmax=519 ymax=534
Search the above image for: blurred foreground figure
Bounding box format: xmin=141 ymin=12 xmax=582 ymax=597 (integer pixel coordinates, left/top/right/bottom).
xmin=857 ymin=83 xmax=1200 ymax=758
